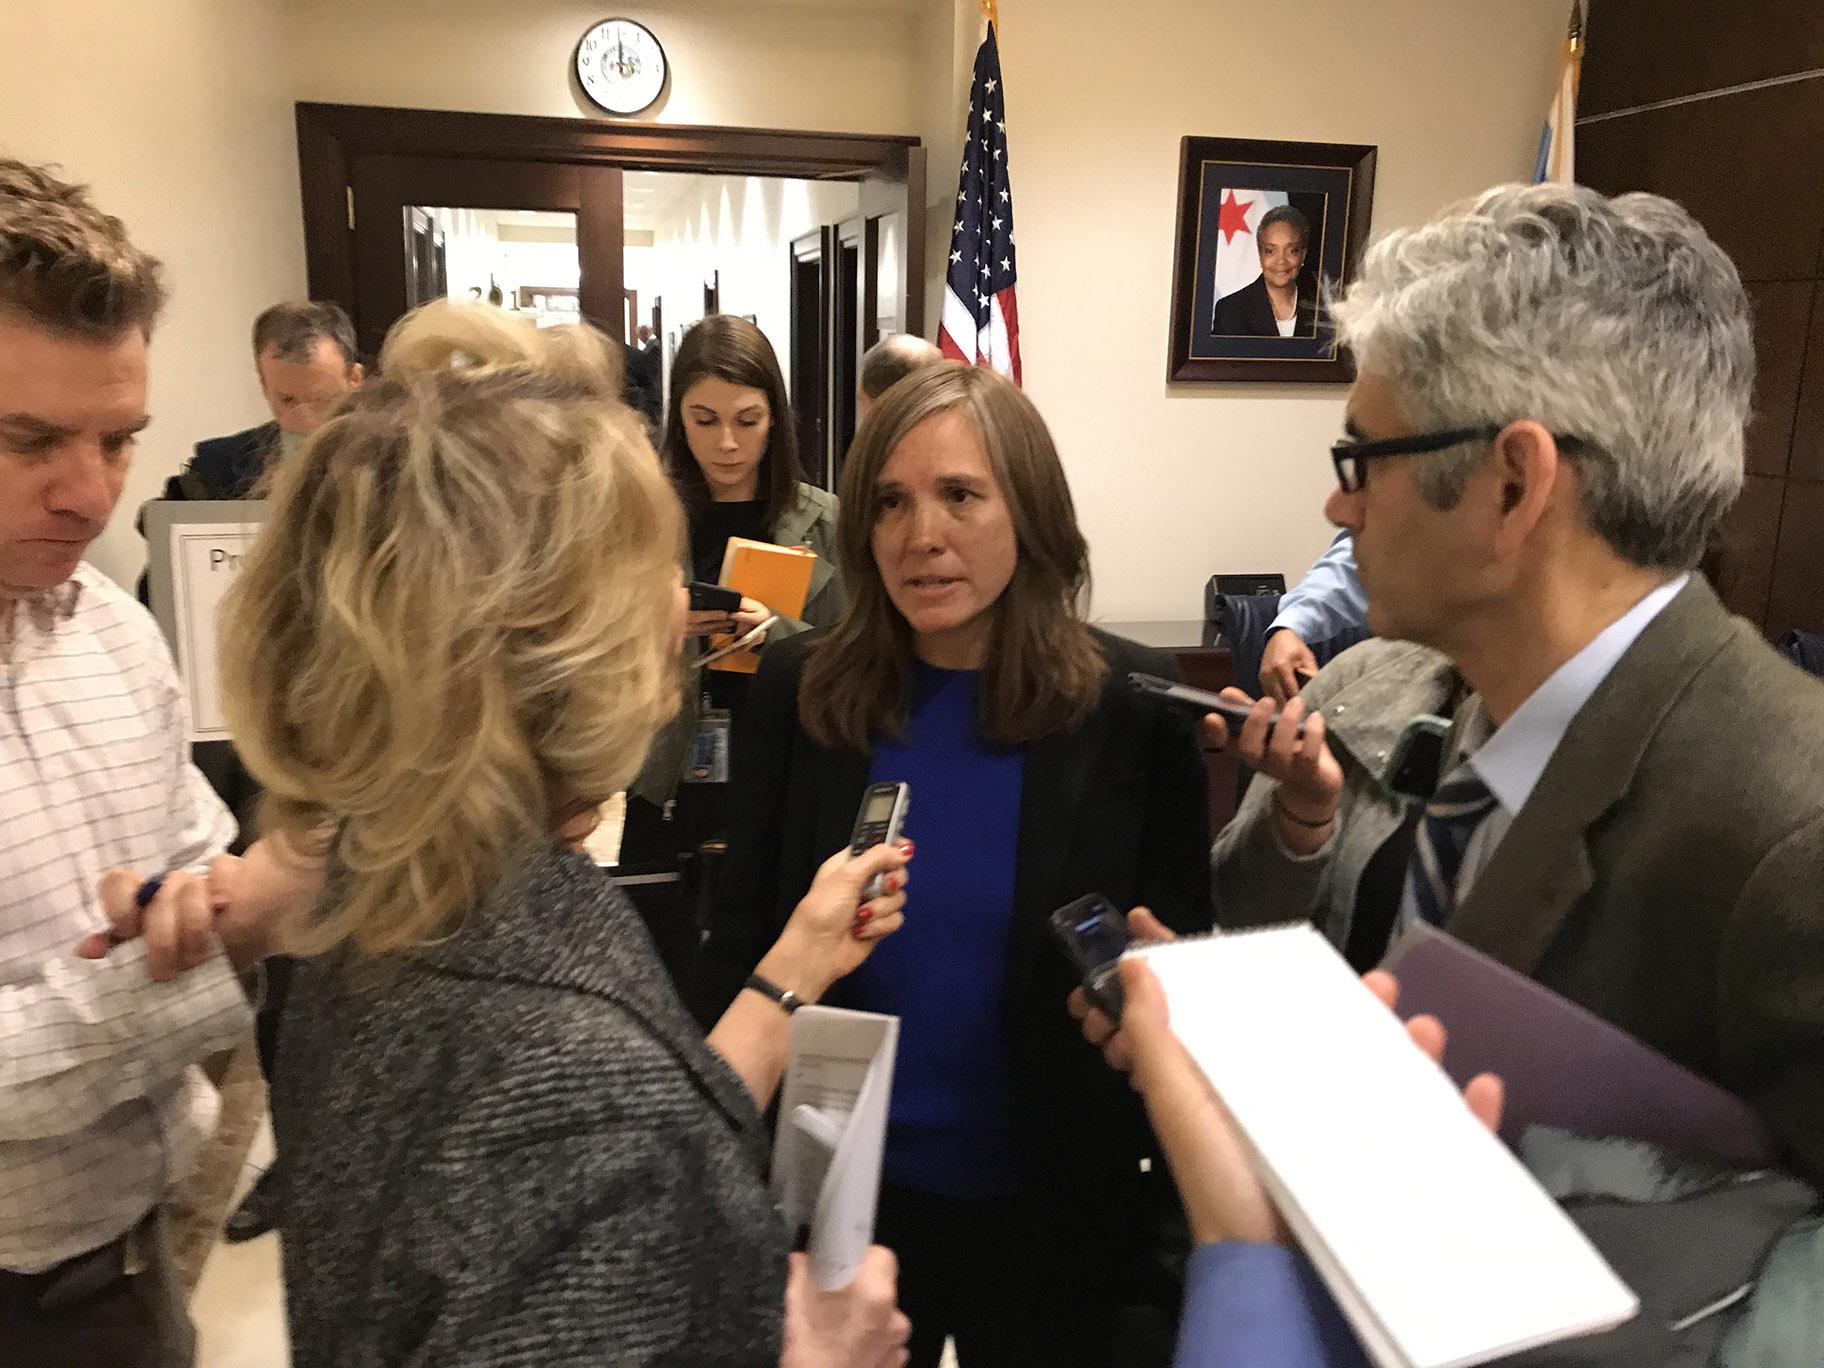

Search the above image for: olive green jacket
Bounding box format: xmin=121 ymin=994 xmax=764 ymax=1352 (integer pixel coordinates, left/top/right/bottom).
xmin=632 ymin=483 xmax=843 ymax=808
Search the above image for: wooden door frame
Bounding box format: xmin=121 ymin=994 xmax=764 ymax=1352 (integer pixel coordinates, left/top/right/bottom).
xmin=297 ymin=100 xmax=926 ymax=346
xmin=789 ymin=227 xmax=835 ymax=486
xmin=346 ymin=155 xmax=618 ymax=353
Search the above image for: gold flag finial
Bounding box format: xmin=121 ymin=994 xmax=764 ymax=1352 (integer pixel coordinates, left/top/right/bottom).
xmin=1567 ymin=0 xmax=1585 ymax=51
xmin=981 ymin=0 xmax=999 ymax=29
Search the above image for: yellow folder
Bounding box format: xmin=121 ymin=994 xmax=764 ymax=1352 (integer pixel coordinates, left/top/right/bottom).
xmin=707 ymin=537 xmax=818 ymax=674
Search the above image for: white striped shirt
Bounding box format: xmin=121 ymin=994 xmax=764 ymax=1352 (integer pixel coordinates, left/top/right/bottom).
xmin=0 ymin=563 xmax=250 ymax=1273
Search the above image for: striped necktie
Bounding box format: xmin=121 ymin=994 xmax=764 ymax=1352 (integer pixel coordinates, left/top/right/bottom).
xmin=1406 ymin=767 xmax=1499 ymax=927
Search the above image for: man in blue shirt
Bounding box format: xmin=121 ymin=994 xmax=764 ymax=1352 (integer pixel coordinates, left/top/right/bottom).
xmin=1259 ymin=531 xmax=1366 ymax=702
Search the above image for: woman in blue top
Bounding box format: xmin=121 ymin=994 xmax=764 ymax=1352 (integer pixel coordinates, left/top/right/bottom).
xmin=704 ymin=362 xmax=1214 ymax=1367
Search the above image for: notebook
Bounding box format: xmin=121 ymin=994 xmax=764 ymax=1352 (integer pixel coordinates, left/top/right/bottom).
xmin=1380 ymin=921 xmax=1776 ymax=1168
xmin=708 ymin=537 xmax=818 ymax=674
xmin=1137 ymin=926 xmax=1638 ymax=1368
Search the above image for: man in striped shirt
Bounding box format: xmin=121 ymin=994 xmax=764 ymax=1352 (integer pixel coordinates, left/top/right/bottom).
xmin=0 ymin=158 xmax=259 ymax=1368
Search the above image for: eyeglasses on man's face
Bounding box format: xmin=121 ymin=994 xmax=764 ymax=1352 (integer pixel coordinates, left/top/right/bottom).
xmin=1329 ymin=425 xmax=1586 ymax=494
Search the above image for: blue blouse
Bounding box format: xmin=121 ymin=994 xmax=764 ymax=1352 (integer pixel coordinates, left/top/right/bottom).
xmin=836 ymin=660 xmax=1026 ymax=1198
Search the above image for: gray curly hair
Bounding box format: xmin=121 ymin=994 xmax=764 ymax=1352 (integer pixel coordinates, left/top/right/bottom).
xmin=1332 ymin=183 xmax=1752 ymax=570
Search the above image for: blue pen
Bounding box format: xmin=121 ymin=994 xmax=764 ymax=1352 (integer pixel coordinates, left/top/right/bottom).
xmin=102 ymin=872 xmax=171 ymax=947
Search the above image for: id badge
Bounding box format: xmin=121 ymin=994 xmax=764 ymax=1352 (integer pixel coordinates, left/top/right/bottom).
xmin=686 ymin=708 xmax=731 ymax=784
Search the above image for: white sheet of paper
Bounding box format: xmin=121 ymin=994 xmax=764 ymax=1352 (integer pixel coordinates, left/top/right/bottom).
xmin=1136 ymin=926 xmax=1638 ymax=1368
xmin=168 ymin=522 xmax=263 ymax=741
xmin=772 ymin=1005 xmax=899 ymax=1289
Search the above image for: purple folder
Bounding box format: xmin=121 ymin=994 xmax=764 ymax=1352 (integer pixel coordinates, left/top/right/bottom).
xmin=1381 ymin=922 xmax=1778 ymax=1169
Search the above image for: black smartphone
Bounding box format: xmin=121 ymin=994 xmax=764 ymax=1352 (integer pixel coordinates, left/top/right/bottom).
xmin=1126 ymin=671 xmax=1307 ymax=741
xmin=1048 ymin=893 xmax=1131 ymax=1020
xmin=849 ymin=781 xmax=910 ymax=900
xmin=688 ymin=580 xmax=743 ymax=613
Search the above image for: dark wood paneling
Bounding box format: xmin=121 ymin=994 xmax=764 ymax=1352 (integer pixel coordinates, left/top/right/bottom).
xmin=1792 ymin=284 xmax=1824 ymax=484
xmin=1175 ymin=646 xmax=1239 ymax=835
xmin=1744 ymin=280 xmax=1816 ymax=478
xmin=297 ymin=105 xmax=355 ymax=310
xmin=1577 ymin=78 xmax=1824 ymax=283
xmin=1712 ymin=473 xmax=1785 ymax=626
xmin=1582 ymin=0 xmax=1824 ymax=117
xmin=576 ymin=166 xmax=624 ymax=341
xmin=1766 ymin=479 xmax=1824 ymax=636
xmin=298 ymin=102 xmax=917 ymax=178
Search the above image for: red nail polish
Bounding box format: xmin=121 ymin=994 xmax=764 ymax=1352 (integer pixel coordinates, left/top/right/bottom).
xmin=855 ymin=907 xmax=875 ymax=923
xmin=899 ymin=840 xmax=915 ymax=856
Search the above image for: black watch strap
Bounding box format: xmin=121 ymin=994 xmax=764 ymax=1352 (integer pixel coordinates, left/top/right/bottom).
xmin=744 ymin=972 xmax=803 ymax=1014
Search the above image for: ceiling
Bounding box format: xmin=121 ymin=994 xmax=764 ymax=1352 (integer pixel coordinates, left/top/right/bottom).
xmin=426 ymin=170 xmax=823 ymax=238
xmin=622 ymin=170 xmax=699 ymax=232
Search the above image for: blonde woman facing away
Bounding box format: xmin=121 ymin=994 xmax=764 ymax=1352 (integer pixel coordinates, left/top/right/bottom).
xmin=214 ymin=303 xmax=912 ymax=1367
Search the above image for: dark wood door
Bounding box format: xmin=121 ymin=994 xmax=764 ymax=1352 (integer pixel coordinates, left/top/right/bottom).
xmin=346 ymin=154 xmax=623 ymax=356
xmin=789 ymin=228 xmax=833 ymax=488
xmin=831 ymin=214 xmax=866 ymax=479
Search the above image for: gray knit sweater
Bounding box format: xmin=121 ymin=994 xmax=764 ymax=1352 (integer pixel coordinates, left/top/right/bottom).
xmin=271 ymin=844 xmax=788 ymax=1366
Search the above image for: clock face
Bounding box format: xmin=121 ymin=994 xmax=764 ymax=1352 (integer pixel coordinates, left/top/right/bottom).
xmin=575 ymin=19 xmax=667 ymax=116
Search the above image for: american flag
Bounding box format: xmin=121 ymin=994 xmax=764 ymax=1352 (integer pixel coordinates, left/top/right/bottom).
xmin=938 ymin=22 xmax=1021 ymax=385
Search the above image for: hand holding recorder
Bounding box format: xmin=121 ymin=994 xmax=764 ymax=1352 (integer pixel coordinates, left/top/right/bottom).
xmin=1128 ymin=672 xmax=1343 ymax=854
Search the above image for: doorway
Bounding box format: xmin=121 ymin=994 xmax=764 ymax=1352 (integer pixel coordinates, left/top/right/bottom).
xmin=296 ymin=102 xmax=926 ymax=366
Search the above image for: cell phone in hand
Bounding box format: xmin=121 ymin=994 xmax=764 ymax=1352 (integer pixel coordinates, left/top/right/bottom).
xmin=1048 ymin=893 xmax=1131 ymax=1020
xmin=688 ymin=580 xmax=743 ymax=613
xmin=849 ymin=782 xmax=909 ymax=900
xmin=1127 ymin=671 xmax=1307 ymax=741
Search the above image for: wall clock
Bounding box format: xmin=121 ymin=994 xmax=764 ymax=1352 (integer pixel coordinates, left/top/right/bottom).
xmin=576 ymin=19 xmax=667 ymax=116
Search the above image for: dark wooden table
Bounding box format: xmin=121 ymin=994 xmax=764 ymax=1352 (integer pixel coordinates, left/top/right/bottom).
xmin=1100 ymin=620 xmax=1240 ymax=833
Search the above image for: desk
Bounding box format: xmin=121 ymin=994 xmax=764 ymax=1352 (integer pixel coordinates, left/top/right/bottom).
xmin=1100 ymin=620 xmax=1240 ymax=832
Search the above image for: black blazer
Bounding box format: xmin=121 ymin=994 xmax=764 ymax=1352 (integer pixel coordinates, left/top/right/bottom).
xmin=134 ymin=421 xmax=278 ymax=604
xmin=700 ymin=628 xmax=1212 ymax=1315
xmin=1210 ymin=272 xmax=1320 ymax=338
xmin=186 ymin=421 xmax=282 ymax=499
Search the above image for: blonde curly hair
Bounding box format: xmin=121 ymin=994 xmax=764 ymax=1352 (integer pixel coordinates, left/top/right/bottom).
xmin=220 ymin=301 xmax=678 ymax=956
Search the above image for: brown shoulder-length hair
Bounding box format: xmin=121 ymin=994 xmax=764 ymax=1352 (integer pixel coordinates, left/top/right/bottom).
xmin=660 ymin=314 xmax=804 ymax=535
xmin=801 ymin=362 xmax=1105 ymax=751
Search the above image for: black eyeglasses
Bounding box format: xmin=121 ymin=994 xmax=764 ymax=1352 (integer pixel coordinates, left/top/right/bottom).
xmin=1329 ymin=425 xmax=1586 ymax=493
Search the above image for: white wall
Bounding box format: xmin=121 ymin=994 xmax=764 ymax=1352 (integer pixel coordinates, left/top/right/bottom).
xmin=284 ymin=0 xmax=921 ymax=134
xmin=5 ymin=0 xmax=1575 ymax=616
xmin=645 ymin=175 xmax=860 ymax=404
xmin=427 ymin=209 xmax=582 ymax=306
xmin=1 ymin=0 xmax=306 ymax=590
xmin=924 ymin=0 xmax=1573 ymax=620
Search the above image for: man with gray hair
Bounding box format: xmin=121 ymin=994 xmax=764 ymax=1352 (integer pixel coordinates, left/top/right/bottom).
xmin=858 ymin=331 xmax=943 ymax=419
xmin=1213 ymin=182 xmax=1824 ymax=1168
xmin=134 ymin=301 xmax=361 ymax=606
xmin=1175 ymin=182 xmax=1824 ymax=1360
xmin=198 ymin=300 xmax=362 ymax=501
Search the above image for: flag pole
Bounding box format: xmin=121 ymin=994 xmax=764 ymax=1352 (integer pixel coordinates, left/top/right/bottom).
xmin=1566 ymin=0 xmax=1584 ymax=53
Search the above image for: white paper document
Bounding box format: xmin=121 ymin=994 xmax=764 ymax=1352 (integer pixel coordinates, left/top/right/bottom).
xmin=1137 ymin=926 xmax=1638 ymax=1368
xmin=772 ymin=1005 xmax=899 ymax=1290
xmin=169 ymin=521 xmax=264 ymax=741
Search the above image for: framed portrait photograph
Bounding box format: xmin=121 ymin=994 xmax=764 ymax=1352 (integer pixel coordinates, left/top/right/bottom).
xmin=1167 ymin=136 xmax=1377 ymax=384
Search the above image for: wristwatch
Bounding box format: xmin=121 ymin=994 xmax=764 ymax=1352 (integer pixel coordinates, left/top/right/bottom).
xmin=744 ymin=972 xmax=803 ymax=1014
